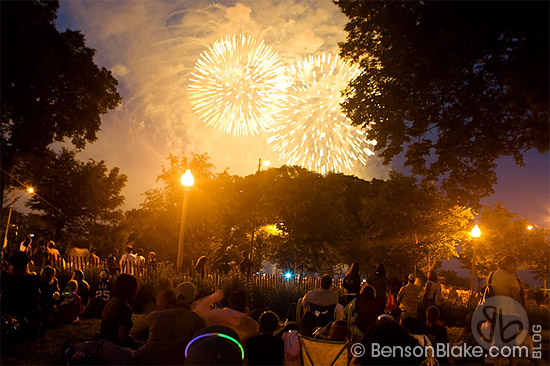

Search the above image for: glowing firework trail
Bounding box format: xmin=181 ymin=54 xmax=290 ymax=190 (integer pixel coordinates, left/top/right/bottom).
xmin=188 ymin=35 xmax=288 ymax=136
xmin=268 ymin=54 xmax=377 ymax=175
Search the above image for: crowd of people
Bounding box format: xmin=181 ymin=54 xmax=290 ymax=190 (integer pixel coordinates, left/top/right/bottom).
xmin=0 ymin=247 xmax=542 ymax=365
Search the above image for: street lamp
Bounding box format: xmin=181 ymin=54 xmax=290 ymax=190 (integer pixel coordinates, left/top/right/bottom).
xmin=470 ymin=224 xmax=481 ymax=295
xmin=2 ymin=187 xmax=35 ymax=251
xmin=177 ymin=169 xmax=194 ymax=271
xmin=249 ymin=158 xmax=270 ymax=261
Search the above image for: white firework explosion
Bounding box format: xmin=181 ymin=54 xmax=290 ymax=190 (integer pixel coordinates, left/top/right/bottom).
xmin=188 ymin=35 xmax=289 ymax=136
xmin=267 ymin=53 xmax=377 ymax=175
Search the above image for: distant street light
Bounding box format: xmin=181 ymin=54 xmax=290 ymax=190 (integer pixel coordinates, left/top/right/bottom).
xmin=249 ymin=158 xmax=270 ymax=261
xmin=177 ymin=169 xmax=194 ymax=271
xmin=470 ymin=224 xmax=481 ymax=295
xmin=527 ymin=225 xmax=534 ymax=231
xmin=2 ymin=187 xmax=35 ymax=252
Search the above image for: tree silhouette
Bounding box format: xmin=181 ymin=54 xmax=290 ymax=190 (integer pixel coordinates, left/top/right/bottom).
xmin=1 ymin=0 xmax=121 ymax=201
xmin=336 ymin=0 xmax=549 ymax=204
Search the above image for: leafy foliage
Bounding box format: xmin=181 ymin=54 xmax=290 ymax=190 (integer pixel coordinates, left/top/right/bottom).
xmin=24 ymin=149 xmax=127 ymax=251
xmin=1 ymin=0 xmax=121 ymax=196
xmin=336 ymin=0 xmax=549 ymax=204
xmin=127 ymin=153 xmax=246 ymax=267
xmin=127 ymin=154 xmax=475 ymax=278
xmin=458 ymin=203 xmax=548 ymax=279
xmin=359 ymin=172 xmax=473 ymax=278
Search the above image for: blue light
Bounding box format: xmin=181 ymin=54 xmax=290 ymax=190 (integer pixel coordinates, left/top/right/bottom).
xmin=284 ymin=272 xmax=292 ymax=279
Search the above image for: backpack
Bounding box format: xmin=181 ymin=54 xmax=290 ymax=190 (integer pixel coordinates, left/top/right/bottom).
xmin=478 ymin=271 xmax=496 ymax=307
xmin=386 ymin=294 xmax=398 ymax=311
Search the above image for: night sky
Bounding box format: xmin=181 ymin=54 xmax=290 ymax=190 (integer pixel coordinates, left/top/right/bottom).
xmin=52 ymin=0 xmax=548 ymax=229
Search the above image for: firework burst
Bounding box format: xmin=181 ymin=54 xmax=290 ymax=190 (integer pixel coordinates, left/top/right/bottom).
xmin=267 ymin=53 xmax=377 ymax=175
xmin=188 ymin=35 xmax=288 ymax=136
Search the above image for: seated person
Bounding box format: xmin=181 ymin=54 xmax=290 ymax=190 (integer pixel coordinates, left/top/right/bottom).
xmin=192 ymin=287 xmax=259 ymax=345
xmin=425 ymin=306 xmax=453 ymax=365
xmin=355 ymin=284 xmax=379 ymax=333
xmin=282 ymin=311 xmax=317 ymax=366
xmin=247 ymin=311 xmax=284 ymax=365
xmin=100 ymin=274 xmax=138 ymax=347
xmin=39 ymin=266 xmax=60 ymax=325
xmin=84 ymin=269 xmax=113 ymax=318
xmin=71 ymin=269 xmax=90 ymax=311
xmin=327 ymin=320 xmax=348 ymax=341
xmin=0 ymin=251 xmax=42 ymax=337
xmin=301 ymin=274 xmax=339 ymax=327
xmin=71 ymin=283 xmax=206 ymax=365
xmin=57 ymin=280 xmax=82 ymax=323
xmin=39 ymin=266 xmax=60 ymax=301
xmin=185 ymin=326 xmax=244 ymax=365
xmin=355 ymin=321 xmax=423 ymax=365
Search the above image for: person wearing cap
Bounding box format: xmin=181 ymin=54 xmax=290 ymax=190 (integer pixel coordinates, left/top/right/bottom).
xmin=73 ymin=282 xmax=206 ymax=365
xmin=396 ymin=274 xmax=421 ymax=320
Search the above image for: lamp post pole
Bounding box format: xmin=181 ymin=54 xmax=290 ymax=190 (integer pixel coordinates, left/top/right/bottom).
xmin=177 ymin=170 xmax=194 ymax=272
xmin=3 ymin=187 xmax=34 ymax=252
xmin=249 ymin=158 xmax=269 ymax=261
xmin=2 ymin=190 xmax=16 ymax=251
xmin=470 ymin=224 xmax=481 ymax=296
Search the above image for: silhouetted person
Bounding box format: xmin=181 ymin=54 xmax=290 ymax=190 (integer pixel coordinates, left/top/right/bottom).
xmin=247 ymin=311 xmax=284 ymax=365
xmin=195 ymin=255 xmax=209 ymax=279
xmin=216 ymin=254 xmax=231 ymax=275
xmin=100 ymin=274 xmax=138 ymax=346
xmin=1 ymin=251 xmax=41 ymax=337
xmin=239 ymin=250 xmax=253 ymax=278
xmin=355 ymin=284 xmax=379 ymax=333
xmin=369 ymin=263 xmax=387 ymax=315
xmin=72 ymin=269 xmax=90 ymax=309
xmin=343 ymin=262 xmax=361 ymax=304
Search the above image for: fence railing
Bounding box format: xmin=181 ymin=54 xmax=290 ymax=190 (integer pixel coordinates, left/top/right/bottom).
xmin=29 ymin=257 xmax=343 ymax=291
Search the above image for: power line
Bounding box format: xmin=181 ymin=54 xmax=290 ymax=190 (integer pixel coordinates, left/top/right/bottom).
xmin=1 ymin=167 xmax=63 ymax=216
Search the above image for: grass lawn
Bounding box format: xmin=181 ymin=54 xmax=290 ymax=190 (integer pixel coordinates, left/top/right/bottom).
xmin=1 ymin=314 xmax=146 ymax=365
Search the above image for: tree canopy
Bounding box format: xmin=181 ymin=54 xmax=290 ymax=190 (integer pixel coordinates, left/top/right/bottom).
xmin=336 ymin=0 xmax=549 ymax=205
xmin=25 ymin=149 xmax=127 ymax=249
xmin=1 ymin=0 xmax=121 ymax=197
xmin=459 ymin=203 xmax=549 ymax=282
xmin=125 ymin=153 xmax=475 ymax=278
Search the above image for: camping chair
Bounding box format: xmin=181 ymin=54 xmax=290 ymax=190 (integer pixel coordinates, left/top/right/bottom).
xmin=343 ymin=299 xmax=363 ymax=343
xmin=309 ymin=303 xmax=336 ymax=328
xmin=343 ymin=299 xmax=357 ymax=331
xmin=296 ymin=298 xmax=304 ymax=324
xmin=299 ymin=334 xmax=350 ymax=366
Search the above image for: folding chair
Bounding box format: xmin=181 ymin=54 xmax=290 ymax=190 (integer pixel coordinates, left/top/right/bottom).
xmin=299 ymin=334 xmax=350 ymax=366
xmin=309 ymin=303 xmax=336 ymax=328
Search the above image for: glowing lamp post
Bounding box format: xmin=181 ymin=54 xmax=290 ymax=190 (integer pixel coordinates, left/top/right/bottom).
xmin=177 ymin=170 xmax=194 ymax=271
xmin=470 ymin=225 xmax=481 ymax=295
